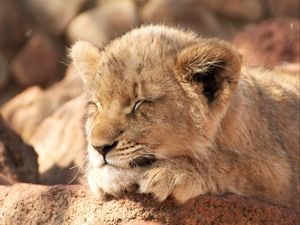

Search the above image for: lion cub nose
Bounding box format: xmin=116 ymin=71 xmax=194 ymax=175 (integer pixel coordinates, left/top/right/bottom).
xmin=93 ymin=141 xmax=118 ymax=156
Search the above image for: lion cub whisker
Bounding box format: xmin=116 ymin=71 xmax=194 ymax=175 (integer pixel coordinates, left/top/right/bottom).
xmin=71 ymin=25 xmax=299 ymax=210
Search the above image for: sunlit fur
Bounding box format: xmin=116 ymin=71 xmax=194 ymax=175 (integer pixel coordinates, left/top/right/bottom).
xmin=70 ymin=25 xmax=299 ymax=210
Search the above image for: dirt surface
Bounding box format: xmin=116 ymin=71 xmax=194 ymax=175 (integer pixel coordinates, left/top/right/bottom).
xmin=0 ymin=184 xmax=298 ymax=225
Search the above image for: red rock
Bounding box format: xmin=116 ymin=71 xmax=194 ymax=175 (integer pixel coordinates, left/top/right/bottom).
xmin=267 ymin=0 xmax=300 ymax=18
xmin=133 ymin=0 xmax=149 ymax=7
xmin=10 ymin=33 xmax=63 ymax=87
xmin=67 ymin=0 xmax=138 ymax=46
xmin=1 ymin=67 xmax=84 ymax=184
xmin=0 ymin=83 xmax=22 ymax=108
xmin=0 ymin=173 xmax=15 ymax=185
xmin=274 ymin=63 xmax=300 ymax=75
xmin=30 ymin=96 xmax=86 ymax=185
xmin=23 ymin=0 xmax=87 ymax=36
xmin=233 ymin=18 xmax=300 ymax=67
xmin=0 ymin=115 xmax=38 ymax=183
xmin=1 ymin=66 xmax=83 ymax=140
xmin=0 ymin=184 xmax=298 ymax=224
xmin=0 ymin=54 xmax=9 ymax=92
xmin=123 ymin=222 xmax=163 ymax=225
xmin=97 ymin=0 xmax=132 ymax=5
xmin=203 ymin=0 xmax=265 ymax=21
xmin=0 ymin=0 xmax=30 ymax=58
xmin=140 ymin=0 xmax=232 ymax=39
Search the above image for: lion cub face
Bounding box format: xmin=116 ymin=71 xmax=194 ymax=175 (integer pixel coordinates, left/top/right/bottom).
xmin=71 ymin=26 xmax=241 ymax=176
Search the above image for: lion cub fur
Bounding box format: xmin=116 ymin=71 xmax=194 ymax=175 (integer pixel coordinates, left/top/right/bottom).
xmin=70 ymin=25 xmax=299 ymax=210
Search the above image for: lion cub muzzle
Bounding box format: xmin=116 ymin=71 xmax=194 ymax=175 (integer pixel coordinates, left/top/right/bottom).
xmin=129 ymin=156 xmax=156 ymax=168
xmin=92 ymin=141 xmax=118 ymax=159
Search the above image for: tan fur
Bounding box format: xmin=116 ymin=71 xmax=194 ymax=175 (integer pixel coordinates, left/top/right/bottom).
xmin=70 ymin=25 xmax=299 ymax=210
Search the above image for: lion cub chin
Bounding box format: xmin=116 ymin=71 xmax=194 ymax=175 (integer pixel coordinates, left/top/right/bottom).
xmin=71 ymin=25 xmax=299 ymax=210
xmin=87 ymin=158 xmax=202 ymax=203
xmin=87 ymin=166 xmax=139 ymax=198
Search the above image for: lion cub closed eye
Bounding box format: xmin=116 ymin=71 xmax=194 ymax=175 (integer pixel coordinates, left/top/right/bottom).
xmin=70 ymin=25 xmax=299 ymax=210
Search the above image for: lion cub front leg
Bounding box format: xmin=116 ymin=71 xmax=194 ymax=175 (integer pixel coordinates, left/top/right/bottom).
xmin=137 ymin=158 xmax=211 ymax=203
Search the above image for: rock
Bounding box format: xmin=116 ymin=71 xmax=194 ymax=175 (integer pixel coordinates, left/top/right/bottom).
xmin=1 ymin=86 xmax=45 ymax=140
xmin=123 ymin=222 xmax=162 ymax=225
xmin=0 ymin=184 xmax=298 ymax=224
xmin=233 ymin=18 xmax=300 ymax=67
xmin=0 ymin=173 xmax=15 ymax=185
xmin=0 ymin=54 xmax=9 ymax=92
xmin=267 ymin=0 xmax=300 ymax=18
xmin=10 ymin=33 xmax=63 ymax=87
xmin=0 ymin=0 xmax=31 ymax=58
xmin=133 ymin=0 xmax=149 ymax=8
xmin=97 ymin=0 xmax=130 ymax=5
xmin=274 ymin=63 xmax=300 ymax=75
xmin=67 ymin=0 xmax=138 ymax=46
xmin=123 ymin=222 xmax=163 ymax=225
xmin=140 ymin=0 xmax=232 ymax=39
xmin=0 ymin=83 xmax=22 ymax=108
xmin=23 ymin=0 xmax=87 ymax=36
xmin=0 ymin=115 xmax=38 ymax=183
xmin=30 ymin=96 xmax=86 ymax=185
xmin=1 ymin=66 xmax=83 ymax=140
xmin=202 ymin=0 xmax=266 ymax=21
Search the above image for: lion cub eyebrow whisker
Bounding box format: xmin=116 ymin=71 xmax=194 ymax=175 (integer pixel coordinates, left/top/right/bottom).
xmin=132 ymin=100 xmax=143 ymax=114
xmin=95 ymin=102 xmax=101 ymax=108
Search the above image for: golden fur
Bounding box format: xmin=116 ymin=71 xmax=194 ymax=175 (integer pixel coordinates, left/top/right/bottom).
xmin=70 ymin=25 xmax=299 ymax=209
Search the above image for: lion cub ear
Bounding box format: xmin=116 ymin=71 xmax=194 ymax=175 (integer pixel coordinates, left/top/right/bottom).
xmin=175 ymin=39 xmax=242 ymax=102
xmin=69 ymin=41 xmax=101 ymax=84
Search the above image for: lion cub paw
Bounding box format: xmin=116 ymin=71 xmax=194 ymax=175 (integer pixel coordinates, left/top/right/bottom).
xmin=138 ymin=161 xmax=201 ymax=202
xmin=138 ymin=166 xmax=176 ymax=201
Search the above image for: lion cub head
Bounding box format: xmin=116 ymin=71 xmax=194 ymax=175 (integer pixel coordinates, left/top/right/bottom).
xmin=70 ymin=25 xmax=241 ymax=173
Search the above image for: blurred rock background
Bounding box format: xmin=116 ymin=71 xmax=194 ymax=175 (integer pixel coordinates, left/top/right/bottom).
xmin=0 ymin=0 xmax=299 ymax=185
xmin=0 ymin=0 xmax=299 ymax=224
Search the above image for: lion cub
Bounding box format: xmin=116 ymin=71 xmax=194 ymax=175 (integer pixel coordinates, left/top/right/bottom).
xmin=70 ymin=25 xmax=299 ymax=209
